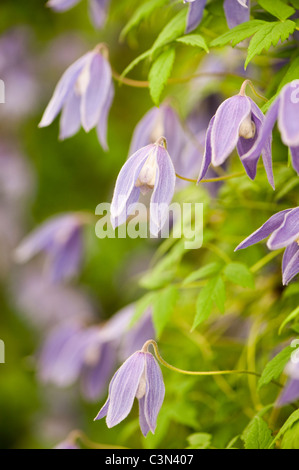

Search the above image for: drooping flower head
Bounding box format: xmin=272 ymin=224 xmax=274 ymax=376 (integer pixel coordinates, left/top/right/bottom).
xmin=184 ymin=0 xmax=250 ymax=33
xmin=38 ymin=306 xmax=155 ymax=401
xmin=110 ymin=137 xmax=176 ymax=236
xmin=242 ymin=80 xmax=299 ymax=175
xmin=94 ymin=343 xmax=165 ymax=436
xmin=47 ymin=0 xmax=110 ymax=30
xmin=14 ymin=212 xmax=90 ymax=282
xmin=39 ymin=45 xmax=114 ymax=150
xmin=235 ymin=207 xmax=299 ymax=285
xmin=197 ymin=81 xmax=274 ymax=188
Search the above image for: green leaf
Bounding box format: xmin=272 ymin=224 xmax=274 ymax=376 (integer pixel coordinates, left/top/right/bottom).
xmin=182 ymin=262 xmax=222 ymax=285
xmin=152 ymin=285 xmax=178 ymax=338
xmin=151 ymin=9 xmax=187 ymax=54
xmin=223 ymin=262 xmax=254 ymax=288
xmin=120 ymin=0 xmax=168 ymax=41
xmin=281 ymin=421 xmax=299 ymax=449
xmin=176 ymin=34 xmax=209 ymax=53
xmin=210 ymin=20 xmax=267 ymax=47
xmin=130 ymin=291 xmax=157 ymax=327
xmin=279 ymin=305 xmax=299 ymax=334
xmin=242 ymin=416 xmax=273 ymax=449
xmin=186 ymin=433 xmax=212 ymax=449
xmin=258 ymin=0 xmax=295 ymax=21
xmin=268 ymin=409 xmax=299 ymax=448
xmin=192 ymin=275 xmax=224 ymax=330
xmin=245 ymin=20 xmax=296 ymax=68
xmin=121 ymin=49 xmax=152 ymax=78
xmin=258 ymin=346 xmax=293 ymax=389
xmin=148 ymin=48 xmax=176 ymax=105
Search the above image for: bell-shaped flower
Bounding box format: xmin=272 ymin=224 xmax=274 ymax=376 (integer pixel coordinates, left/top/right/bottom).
xmin=110 ymin=138 xmax=176 ymax=236
xmin=184 ymin=0 xmax=250 ymax=33
xmin=235 ymin=207 xmax=299 ymax=285
xmin=14 ymin=213 xmax=89 ymax=282
xmin=47 ymin=0 xmax=110 ymax=30
xmin=39 ymin=45 xmax=114 ymax=150
xmin=94 ymin=347 xmax=165 ymax=436
xmin=38 ymin=306 xmax=155 ymax=401
xmin=197 ymin=88 xmax=274 ymax=188
xmin=241 ymin=80 xmax=299 ymax=175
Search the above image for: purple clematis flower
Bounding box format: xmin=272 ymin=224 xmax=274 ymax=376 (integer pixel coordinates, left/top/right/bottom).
xmin=278 ymin=358 xmax=299 ymax=406
xmin=14 ymin=213 xmax=89 ymax=283
xmin=110 ymin=138 xmax=176 ymax=236
xmin=197 ymin=86 xmax=274 ymax=188
xmin=235 ymin=207 xmax=299 ymax=285
xmin=241 ymin=80 xmax=299 ymax=175
xmin=94 ymin=346 xmax=165 ymax=436
xmin=39 ymin=45 xmax=114 ymax=150
xmin=47 ymin=0 xmax=110 ymax=30
xmin=39 ymin=306 xmax=155 ymax=401
xmin=184 ymin=0 xmax=250 ymax=33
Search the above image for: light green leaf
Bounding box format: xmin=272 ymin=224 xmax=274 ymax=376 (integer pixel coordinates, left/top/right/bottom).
xmin=258 ymin=346 xmax=293 ymax=389
xmin=149 ymin=48 xmax=176 ymax=105
xmin=258 ymin=0 xmax=295 ymax=21
xmin=186 ymin=433 xmax=212 ymax=449
xmin=281 ymin=421 xmax=299 ymax=449
xmin=279 ymin=305 xmax=299 ymax=334
xmin=192 ymin=275 xmax=224 ymax=330
xmin=245 ymin=20 xmax=296 ymax=68
xmin=152 ymin=285 xmax=178 ymax=338
xmin=121 ymin=49 xmax=152 ymax=79
xmin=242 ymin=416 xmax=273 ymax=449
xmin=213 ymin=276 xmax=226 ymax=314
xmin=120 ymin=0 xmax=168 ymax=41
xmin=268 ymin=409 xmax=299 ymax=448
xmin=210 ymin=20 xmax=267 ymax=47
xmin=176 ymin=34 xmax=209 ymax=52
xmin=151 ymin=9 xmax=187 ymax=54
xmin=223 ymin=262 xmax=254 ymax=288
xmin=182 ymin=262 xmax=222 ymax=285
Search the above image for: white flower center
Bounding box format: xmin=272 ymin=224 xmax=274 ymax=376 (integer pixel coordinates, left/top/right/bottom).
xmin=135 ymin=149 xmax=157 ymax=195
xmin=239 ymin=114 xmax=256 ymax=139
xmin=75 ymin=62 xmax=91 ymax=96
xmin=136 ymin=370 xmax=147 ymax=399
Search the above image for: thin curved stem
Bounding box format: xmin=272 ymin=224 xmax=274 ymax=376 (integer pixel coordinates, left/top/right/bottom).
xmin=68 ymin=430 xmax=128 ymax=450
xmin=143 ymin=340 xmax=282 ymax=388
xmin=175 ymin=169 xmax=249 ymax=184
xmin=239 ymin=79 xmax=268 ymax=102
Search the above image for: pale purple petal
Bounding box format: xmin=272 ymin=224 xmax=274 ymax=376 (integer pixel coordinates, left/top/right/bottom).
xmin=235 ymin=209 xmax=293 ymax=250
xmin=138 ymin=397 xmax=150 ymax=437
xmin=211 ymin=95 xmax=251 ymax=166
xmin=278 ymin=379 xmax=299 ymax=405
xmin=80 ymin=52 xmax=111 ymax=132
xmin=242 ymin=97 xmax=280 ymax=165
xmin=119 ymin=309 xmax=155 ymax=360
xmin=282 ymin=242 xmax=299 ymax=285
xmin=150 ymin=145 xmax=176 ymax=236
xmin=39 ymin=52 xmax=91 ymax=127
xmin=47 ymin=0 xmax=81 ymax=12
xmin=162 ymin=105 xmax=188 ymax=165
xmin=49 ymin=225 xmax=83 ymax=282
xmin=268 ymin=207 xmax=299 ymax=249
xmin=96 ymin=82 xmax=114 ymax=151
xmin=224 ymin=0 xmax=250 ymax=29
xmin=129 ymin=108 xmax=160 ymax=155
xmin=278 ymin=80 xmax=299 ymax=147
xmin=185 ymin=0 xmax=207 ymax=34
xmin=81 ymin=342 xmax=117 ymax=401
xmin=89 ymin=0 xmax=110 ymax=29
xmin=290 ymin=146 xmax=299 ymax=175
xmin=106 ymin=352 xmax=145 ymax=427
xmin=94 ymin=372 xmax=118 ymax=421
xmin=197 ymin=116 xmax=214 ymax=182
xmin=59 ymin=90 xmax=81 ymax=140
xmin=110 ymin=145 xmax=152 ymax=228
xmin=143 ymin=353 xmax=165 ymax=433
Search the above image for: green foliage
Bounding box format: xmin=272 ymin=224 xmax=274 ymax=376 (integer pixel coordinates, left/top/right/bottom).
xmin=210 ymin=20 xmax=267 ymax=47
xmin=281 ymin=421 xmax=299 ymax=449
xmin=120 ymin=0 xmax=169 ymax=40
xmin=176 ymin=34 xmax=209 ymax=53
xmin=149 ymin=48 xmax=176 ymax=105
xmin=257 ymin=0 xmax=295 ymax=21
xmin=242 ymin=415 xmax=273 ymax=449
xmin=151 ymin=9 xmax=187 ymax=55
xmin=258 ymin=346 xmax=293 ymax=389
xmin=223 ymin=262 xmax=254 ymax=288
xmin=183 ymin=262 xmax=222 ymax=285
xmin=186 ymin=432 xmax=212 ymax=449
xmin=269 ymin=410 xmax=299 ymax=448
xmin=152 ymin=285 xmax=179 ymax=338
xmin=192 ymin=275 xmax=226 ymax=330
xmin=279 ymin=305 xmax=299 ymax=333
